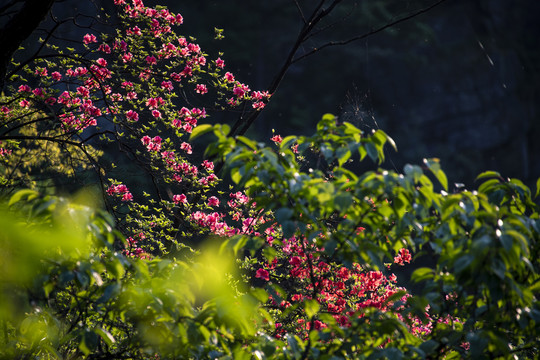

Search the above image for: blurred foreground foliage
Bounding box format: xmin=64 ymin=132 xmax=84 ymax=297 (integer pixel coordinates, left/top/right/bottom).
xmin=0 ymin=190 xmax=263 ymax=359
xmin=1 ymin=115 xmax=539 ymax=359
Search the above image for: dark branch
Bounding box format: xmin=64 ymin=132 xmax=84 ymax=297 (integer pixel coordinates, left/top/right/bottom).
xmin=293 ymin=0 xmax=450 ymax=63
xmin=228 ymin=0 xmax=448 ymax=139
xmin=0 ymin=0 xmax=56 ymax=91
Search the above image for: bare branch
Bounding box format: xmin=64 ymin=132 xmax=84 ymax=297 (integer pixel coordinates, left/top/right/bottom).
xmin=0 ymin=0 xmax=25 ymax=15
xmin=293 ymin=0 xmax=449 ymax=63
xmin=0 ymin=0 xmax=56 ymax=91
xmin=291 ymin=0 xmax=307 ymax=24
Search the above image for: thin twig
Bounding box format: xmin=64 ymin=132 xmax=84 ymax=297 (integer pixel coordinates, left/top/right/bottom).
xmin=293 ymin=0 xmax=449 ymax=63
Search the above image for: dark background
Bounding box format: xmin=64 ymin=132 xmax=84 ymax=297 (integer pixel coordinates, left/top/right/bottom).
xmin=6 ymin=0 xmax=540 ymax=191
xmin=150 ymin=0 xmax=540 ymax=190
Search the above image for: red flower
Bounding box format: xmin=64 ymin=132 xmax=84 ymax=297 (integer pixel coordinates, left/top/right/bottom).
xmin=255 ymin=268 xmax=270 ymax=281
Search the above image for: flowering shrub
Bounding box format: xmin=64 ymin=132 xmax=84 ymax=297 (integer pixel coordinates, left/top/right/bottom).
xmin=1 ymin=1 xmax=539 ymax=359
xmin=0 ymin=0 xmax=269 ymax=256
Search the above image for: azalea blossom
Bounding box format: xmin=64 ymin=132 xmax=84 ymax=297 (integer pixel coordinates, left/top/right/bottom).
xmin=83 ymin=33 xmax=98 ymax=44
xmin=256 ymin=268 xmax=270 ymax=281
xmin=207 ymin=196 xmax=219 ymax=207
xmin=126 ymin=110 xmax=139 ymax=121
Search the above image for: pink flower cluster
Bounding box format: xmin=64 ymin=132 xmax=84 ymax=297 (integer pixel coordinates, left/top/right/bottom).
xmin=106 ymin=183 xmax=133 ymax=201
xmin=190 ymin=211 xmax=234 ymax=236
xmin=251 ymin=225 xmax=428 ymax=339
xmin=141 ymin=135 xmax=162 ymax=152
xmin=171 ymin=107 xmax=207 ymax=133
xmin=393 ymin=248 xmax=412 ymax=266
xmin=172 ymin=193 xmax=187 ymax=204
xmin=124 ymin=233 xmax=150 ymax=259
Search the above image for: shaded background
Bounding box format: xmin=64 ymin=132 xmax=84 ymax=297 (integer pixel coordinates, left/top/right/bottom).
xmin=157 ymin=0 xmax=540 ymax=190
xmin=6 ymin=0 xmax=540 ymax=190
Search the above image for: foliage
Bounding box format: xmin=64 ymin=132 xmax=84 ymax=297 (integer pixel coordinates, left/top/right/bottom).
xmin=0 ymin=0 xmax=539 ymax=359
xmin=0 ymin=190 xmax=262 ymax=359
xmin=209 ymin=113 xmax=540 ymax=358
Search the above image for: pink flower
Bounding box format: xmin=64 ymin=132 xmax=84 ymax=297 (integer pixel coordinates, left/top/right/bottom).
xmin=146 ymin=97 xmax=158 ymax=109
xmin=128 ymin=26 xmax=142 ymax=36
xmin=96 ymin=58 xmax=107 ymax=67
xmin=83 ymin=33 xmax=97 ymax=44
xmin=122 ymin=53 xmax=133 ymax=63
xmin=215 ymin=58 xmax=225 ymax=68
xmin=32 ymin=88 xmax=45 ymax=97
xmin=51 ymin=71 xmax=62 ymax=81
xmin=171 ymin=118 xmax=182 ymax=128
xmin=126 ymin=110 xmax=139 ymax=121
xmin=180 ymin=142 xmax=192 ymax=154
xmin=289 ymin=256 xmax=301 ymax=266
xmin=19 ymin=99 xmax=30 ymax=108
xmin=255 ymin=268 xmax=270 ymax=281
xmin=151 ymin=110 xmax=162 ymax=118
xmin=146 ymin=55 xmax=157 ymax=65
xmin=161 ymin=80 xmax=173 ymax=91
xmin=233 ymin=86 xmax=245 ymax=97
xmin=35 ymin=68 xmax=48 ymax=77
xmin=98 ymin=43 xmax=111 ymax=53
xmin=207 ymin=196 xmax=219 ymax=207
xmin=202 ymin=160 xmax=214 ymax=171
xmin=141 ymin=135 xmax=151 ymax=146
xmin=394 ymin=248 xmax=412 ymax=265
xmin=270 ymin=134 xmax=282 ymax=144
xmin=173 ymin=194 xmax=187 ymax=204
xmin=187 ymin=43 xmax=200 ymax=53
xmin=224 ymin=72 xmax=235 ymax=82
xmin=18 ymin=85 xmax=31 ymax=93
xmin=77 ymin=86 xmax=90 ymax=98
xmin=252 ymin=101 xmax=265 ymax=110
xmin=181 ymin=65 xmax=192 ymax=77
xmin=195 ymin=84 xmax=207 ymax=94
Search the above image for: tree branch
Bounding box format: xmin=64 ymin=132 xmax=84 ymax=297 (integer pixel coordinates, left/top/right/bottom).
xmin=0 ymin=0 xmax=56 ymax=91
xmin=228 ymin=0 xmax=447 ymax=139
xmin=293 ymin=0 xmax=449 ymax=63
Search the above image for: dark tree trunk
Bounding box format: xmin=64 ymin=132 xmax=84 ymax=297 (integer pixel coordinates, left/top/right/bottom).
xmin=0 ymin=0 xmax=56 ymax=91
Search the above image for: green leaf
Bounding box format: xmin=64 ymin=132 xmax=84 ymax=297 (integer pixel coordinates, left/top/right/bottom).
xmin=336 ymin=146 xmax=351 ymax=166
xmin=321 ymin=113 xmax=335 ymax=122
xmin=365 ymin=142 xmax=378 ymax=162
xmin=334 ymin=193 xmax=352 ymax=212
xmin=79 ymin=330 xmax=98 ymax=355
xmin=250 ymin=288 xmax=268 ymax=303
xmin=453 ymin=254 xmax=474 ymax=274
xmin=475 ymin=170 xmax=501 ymax=181
xmin=188 ymin=123 xmax=213 ymax=141
xmin=94 ymin=327 xmax=115 ymax=347
xmin=282 ymin=221 xmax=297 ymax=239
xmin=424 ymin=158 xmax=448 ymax=191
xmin=9 ymin=189 xmax=39 ymax=206
xmin=236 ymin=135 xmax=257 ymax=150
xmin=411 ymin=267 xmax=435 ymax=283
xmin=535 ymin=177 xmax=540 ymax=198
xmin=275 ymin=208 xmax=294 ymax=223
xmin=304 ymin=299 xmax=320 ymax=318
